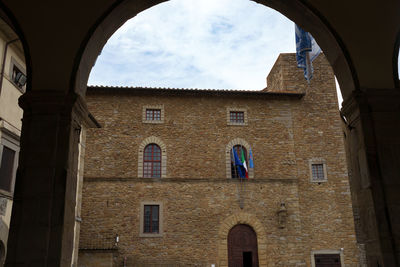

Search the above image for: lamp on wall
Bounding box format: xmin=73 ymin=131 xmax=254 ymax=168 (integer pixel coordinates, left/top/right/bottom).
xmin=115 ymin=234 xmax=119 ymax=247
xmin=277 ymin=202 xmax=287 ymax=229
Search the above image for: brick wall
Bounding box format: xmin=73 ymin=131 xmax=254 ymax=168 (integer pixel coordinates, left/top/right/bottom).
xmin=79 ymin=54 xmax=359 ymax=267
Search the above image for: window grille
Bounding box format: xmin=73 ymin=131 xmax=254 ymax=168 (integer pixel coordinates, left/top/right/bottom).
xmin=146 ymin=109 xmax=161 ymax=121
xmin=229 ymin=111 xmax=244 ymax=123
xmin=311 ymin=163 xmax=325 ymax=180
xmin=143 ymin=144 xmax=161 ymax=178
xmin=144 ymin=205 xmax=159 ymax=233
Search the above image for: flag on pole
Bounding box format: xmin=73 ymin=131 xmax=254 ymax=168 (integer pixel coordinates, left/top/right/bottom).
xmin=232 ymin=147 xmax=246 ymax=179
xmin=295 ymin=24 xmax=321 ymax=82
xmin=240 ymin=147 xmax=249 ymax=179
xmin=249 ymin=148 xmax=254 ymax=169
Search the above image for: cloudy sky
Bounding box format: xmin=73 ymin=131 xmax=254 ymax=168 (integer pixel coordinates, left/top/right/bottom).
xmin=88 ymin=0 xmax=347 ymax=104
xmin=88 ymin=0 xmax=297 ymax=89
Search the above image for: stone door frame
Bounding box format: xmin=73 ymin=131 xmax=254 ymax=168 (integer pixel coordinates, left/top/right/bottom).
xmin=218 ymin=212 xmax=267 ymax=267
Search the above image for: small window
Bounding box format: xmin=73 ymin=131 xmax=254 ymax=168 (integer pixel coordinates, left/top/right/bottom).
xmin=230 ymin=111 xmax=244 ymax=123
xmin=142 ymin=105 xmax=164 ymax=123
xmin=143 ymin=144 xmax=161 ymax=178
xmin=312 ymin=164 xmax=325 ymax=180
xmin=11 ymin=65 xmax=26 ymax=89
xmin=0 ymin=146 xmax=16 ymax=192
xmin=146 ymin=109 xmax=161 ymax=121
xmin=143 ymin=205 xmax=159 ymax=233
xmin=309 ymin=159 xmax=327 ymax=182
xmin=314 ymin=253 xmax=341 ymax=267
xmin=227 ymin=108 xmax=247 ymax=125
xmin=231 ymin=145 xmax=248 ymax=179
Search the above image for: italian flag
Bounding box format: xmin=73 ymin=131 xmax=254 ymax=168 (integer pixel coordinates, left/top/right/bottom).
xmin=241 ymin=148 xmax=249 ymax=179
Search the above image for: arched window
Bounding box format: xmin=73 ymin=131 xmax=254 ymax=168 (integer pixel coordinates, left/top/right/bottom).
xmin=138 ymin=136 xmax=166 ymax=178
xmin=143 ymin=144 xmax=161 ymax=178
xmin=231 ymin=144 xmax=248 ymax=179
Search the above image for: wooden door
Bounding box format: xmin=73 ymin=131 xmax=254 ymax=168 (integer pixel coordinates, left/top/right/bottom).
xmin=228 ymin=224 xmax=259 ymax=267
xmin=314 ymin=254 xmax=341 ymax=267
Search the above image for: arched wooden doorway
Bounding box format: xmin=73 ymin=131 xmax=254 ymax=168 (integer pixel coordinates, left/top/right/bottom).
xmin=228 ymin=224 xmax=259 ymax=267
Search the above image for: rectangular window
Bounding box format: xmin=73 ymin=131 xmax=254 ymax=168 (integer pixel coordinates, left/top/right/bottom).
xmin=0 ymin=146 xmax=16 ymax=192
xmin=140 ymin=202 xmax=163 ymax=237
xmin=143 ymin=205 xmax=159 ymax=233
xmin=11 ymin=65 xmax=26 ymax=89
xmin=311 ymin=163 xmax=325 ymax=180
xmin=146 ymin=109 xmax=161 ymax=121
xmin=230 ymin=111 xmax=244 ymax=123
xmin=314 ymin=253 xmax=341 ymax=266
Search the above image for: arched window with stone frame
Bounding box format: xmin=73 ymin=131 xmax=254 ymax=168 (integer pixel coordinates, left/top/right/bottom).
xmin=225 ymin=138 xmax=254 ymax=179
xmin=138 ymin=136 xmax=167 ymax=178
xmin=143 ymin=144 xmax=161 ymax=178
xmin=230 ymin=145 xmax=248 ymax=178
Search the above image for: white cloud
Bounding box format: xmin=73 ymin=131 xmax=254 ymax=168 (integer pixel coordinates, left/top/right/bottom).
xmin=88 ymin=0 xmax=296 ymax=89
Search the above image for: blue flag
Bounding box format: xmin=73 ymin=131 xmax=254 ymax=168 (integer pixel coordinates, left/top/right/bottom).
xmin=295 ymin=24 xmax=321 ymax=82
xmin=249 ymin=148 xmax=254 ymax=169
xmin=232 ymin=148 xmax=246 ymax=178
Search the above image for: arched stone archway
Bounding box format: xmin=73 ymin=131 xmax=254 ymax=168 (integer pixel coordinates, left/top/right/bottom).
xmin=218 ymin=212 xmax=267 ymax=267
xmin=1 ymin=0 xmax=400 ymax=266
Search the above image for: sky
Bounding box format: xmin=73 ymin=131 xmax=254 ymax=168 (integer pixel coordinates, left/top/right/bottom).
xmin=88 ymin=0 xmax=295 ymax=90
xmin=88 ymin=0 xmax=351 ymax=105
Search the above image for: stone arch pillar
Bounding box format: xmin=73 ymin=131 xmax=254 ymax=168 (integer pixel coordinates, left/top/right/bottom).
xmin=218 ymin=212 xmax=267 ymax=267
xmin=5 ymin=92 xmax=99 ymax=266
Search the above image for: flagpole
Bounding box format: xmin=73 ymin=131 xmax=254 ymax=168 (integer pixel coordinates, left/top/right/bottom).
xmin=232 ymin=147 xmax=242 ymax=208
xmin=240 ymin=145 xmax=245 ymax=209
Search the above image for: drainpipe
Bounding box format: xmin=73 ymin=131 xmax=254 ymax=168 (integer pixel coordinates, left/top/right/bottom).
xmin=0 ymin=38 xmax=19 ymax=96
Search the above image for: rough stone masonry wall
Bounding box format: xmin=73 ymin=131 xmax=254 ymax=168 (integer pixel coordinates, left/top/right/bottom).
xmin=80 ymin=179 xmax=302 ymax=267
xmin=79 ymin=54 xmax=359 ymax=267
xmin=83 ymin=93 xmax=298 ymax=180
xmin=288 ymin=54 xmax=359 ymax=266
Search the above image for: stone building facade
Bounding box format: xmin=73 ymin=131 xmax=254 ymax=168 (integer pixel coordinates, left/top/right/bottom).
xmin=78 ymin=54 xmax=360 ymax=267
xmin=0 ymin=19 xmax=26 ymax=266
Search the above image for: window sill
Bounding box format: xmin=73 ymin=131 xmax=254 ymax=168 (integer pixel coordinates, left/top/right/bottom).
xmin=142 ymin=120 xmax=164 ymax=124
xmin=11 ymin=81 xmax=26 ymax=94
xmin=310 ymin=179 xmax=328 ymax=183
xmin=139 ymin=233 xmax=163 ymax=238
xmin=227 ymin=122 xmax=247 ymax=126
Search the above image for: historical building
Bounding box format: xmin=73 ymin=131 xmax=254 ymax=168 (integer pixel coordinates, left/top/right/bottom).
xmin=0 ymin=19 xmax=26 ymax=265
xmin=78 ymin=53 xmax=361 ymax=267
xmin=0 ymin=1 xmax=397 ymax=266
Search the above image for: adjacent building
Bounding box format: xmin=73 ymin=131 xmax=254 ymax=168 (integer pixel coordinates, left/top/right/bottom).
xmin=0 ymin=19 xmax=26 ymax=265
xmin=78 ymin=54 xmax=361 ymax=267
